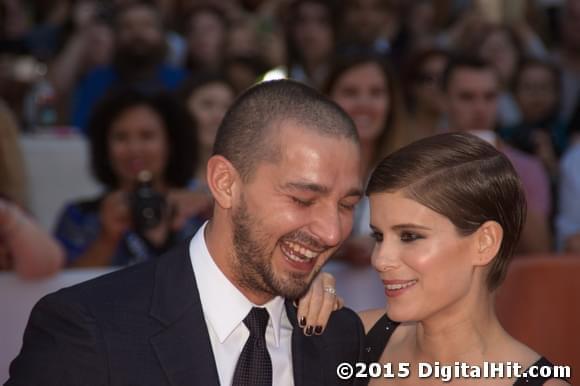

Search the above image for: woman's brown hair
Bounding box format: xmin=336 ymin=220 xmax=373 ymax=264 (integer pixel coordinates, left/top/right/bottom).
xmin=367 ymin=132 xmax=527 ymax=291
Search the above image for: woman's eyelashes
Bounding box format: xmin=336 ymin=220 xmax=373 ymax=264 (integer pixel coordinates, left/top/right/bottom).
xmin=370 ymin=231 xmax=383 ymax=242
xmin=369 ymin=230 xmax=424 ymax=243
xmin=400 ymin=231 xmax=424 ymax=243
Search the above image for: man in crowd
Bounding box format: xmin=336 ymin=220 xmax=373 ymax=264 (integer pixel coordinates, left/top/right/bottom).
xmin=442 ymin=56 xmax=553 ymax=253
xmin=72 ymin=0 xmax=186 ymax=131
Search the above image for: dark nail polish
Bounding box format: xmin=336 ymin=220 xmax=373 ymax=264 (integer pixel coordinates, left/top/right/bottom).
xmin=299 ymin=317 xmax=306 ymax=327
xmin=314 ymin=326 xmax=323 ymax=335
xmin=305 ymin=325 xmax=313 ymax=336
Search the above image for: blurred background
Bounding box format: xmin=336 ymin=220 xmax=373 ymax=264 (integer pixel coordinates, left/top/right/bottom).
xmin=0 ymin=0 xmax=579 ymax=382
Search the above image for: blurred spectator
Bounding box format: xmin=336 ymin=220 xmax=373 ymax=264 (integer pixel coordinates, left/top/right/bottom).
xmin=556 ymin=102 xmax=580 ymax=252
xmin=0 ymin=100 xmax=27 ymax=208
xmin=181 ymin=73 xmax=235 ymax=184
xmin=403 ymin=48 xmax=450 ymax=139
xmin=442 ymin=56 xmax=553 ymax=253
xmin=501 ymin=59 xmax=566 ymax=179
xmin=224 ymin=55 xmax=268 ymax=93
xmin=277 ymin=0 xmax=336 ymax=89
xmin=0 ymin=197 xmax=64 ymax=279
xmin=48 ymin=1 xmax=114 ymax=124
xmin=337 ymin=0 xmax=398 ymax=57
xmin=555 ymin=0 xmax=580 ymax=124
xmin=476 ymin=25 xmax=524 ymax=127
xmin=184 ymin=5 xmax=229 ymax=74
xmin=325 ymin=54 xmax=410 ymax=265
xmin=55 ymin=88 xmax=205 ymax=267
xmin=71 ymin=1 xmax=186 ymax=132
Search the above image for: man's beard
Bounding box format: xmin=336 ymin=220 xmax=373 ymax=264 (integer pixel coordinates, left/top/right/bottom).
xmin=231 ymin=196 xmax=325 ymax=300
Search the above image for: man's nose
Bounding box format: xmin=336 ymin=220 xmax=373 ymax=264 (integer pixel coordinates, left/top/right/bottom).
xmin=310 ymin=204 xmax=345 ymax=248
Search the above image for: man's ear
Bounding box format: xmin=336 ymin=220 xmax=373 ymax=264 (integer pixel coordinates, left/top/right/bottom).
xmin=206 ymin=155 xmax=239 ymax=209
xmin=473 ymin=220 xmax=503 ymax=266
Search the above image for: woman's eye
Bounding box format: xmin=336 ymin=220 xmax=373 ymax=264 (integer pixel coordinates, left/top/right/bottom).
xmin=370 ymin=232 xmax=383 ymax=242
xmin=400 ymin=231 xmax=422 ymax=243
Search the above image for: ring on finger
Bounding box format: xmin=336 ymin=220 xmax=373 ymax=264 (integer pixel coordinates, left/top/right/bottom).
xmin=323 ymin=286 xmax=336 ymax=295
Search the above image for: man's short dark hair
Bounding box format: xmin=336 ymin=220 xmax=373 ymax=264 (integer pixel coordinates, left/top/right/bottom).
xmin=441 ymin=56 xmax=496 ymax=91
xmin=213 ymin=79 xmax=358 ymax=181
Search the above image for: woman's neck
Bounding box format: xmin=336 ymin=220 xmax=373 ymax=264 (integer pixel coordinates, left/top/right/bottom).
xmin=410 ymin=288 xmax=504 ymax=362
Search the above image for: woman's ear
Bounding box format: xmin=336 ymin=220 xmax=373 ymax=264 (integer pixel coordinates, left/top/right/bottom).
xmin=206 ymin=155 xmax=238 ymax=209
xmin=474 ymin=221 xmax=503 ymax=266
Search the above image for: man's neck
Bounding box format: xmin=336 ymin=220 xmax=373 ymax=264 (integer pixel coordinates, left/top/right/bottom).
xmin=204 ymin=219 xmax=275 ymax=305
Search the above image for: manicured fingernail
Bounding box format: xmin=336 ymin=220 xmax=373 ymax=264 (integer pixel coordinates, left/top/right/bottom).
xmin=314 ymin=325 xmax=323 ymax=335
xmin=299 ymin=317 xmax=306 ymax=327
xmin=305 ymin=325 xmax=313 ymax=336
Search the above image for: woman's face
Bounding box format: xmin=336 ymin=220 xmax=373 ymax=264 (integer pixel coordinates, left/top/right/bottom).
xmin=412 ymin=54 xmax=447 ymax=113
xmin=187 ymin=82 xmax=234 ymax=150
xmin=291 ymin=2 xmax=334 ymax=65
xmin=479 ymin=29 xmax=518 ymax=84
xmin=331 ymin=62 xmax=389 ymax=143
xmin=515 ymin=64 xmax=558 ymax=123
xmin=369 ymin=190 xmax=479 ymax=323
xmin=108 ymin=105 xmax=169 ymax=188
xmin=187 ymin=11 xmax=226 ymax=66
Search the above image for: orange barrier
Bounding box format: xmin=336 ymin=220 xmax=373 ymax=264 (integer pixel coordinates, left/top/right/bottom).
xmin=496 ymin=255 xmax=580 ymax=384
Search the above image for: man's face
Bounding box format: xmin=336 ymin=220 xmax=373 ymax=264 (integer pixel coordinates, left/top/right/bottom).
xmin=445 ymin=68 xmax=499 ymax=132
xmin=115 ymin=5 xmax=164 ymax=62
xmin=231 ymin=123 xmax=362 ymax=300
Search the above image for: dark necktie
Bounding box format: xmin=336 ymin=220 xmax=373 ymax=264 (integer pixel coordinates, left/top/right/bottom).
xmin=232 ymin=307 xmax=273 ymax=386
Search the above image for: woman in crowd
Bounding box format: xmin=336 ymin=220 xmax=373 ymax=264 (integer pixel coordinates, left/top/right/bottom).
xmin=281 ymin=0 xmax=337 ymax=89
xmin=403 ymin=48 xmax=449 ymax=140
xmin=181 ymin=73 xmax=235 ymax=185
xmin=54 ymin=87 xmax=205 ymax=267
xmin=184 ymin=5 xmax=229 ymax=74
xmin=300 ymin=133 xmax=568 ymax=385
xmin=501 ymin=58 xmax=566 ymax=180
xmin=1 ymin=197 xmax=64 ymax=278
xmin=325 ymin=54 xmax=410 ymax=265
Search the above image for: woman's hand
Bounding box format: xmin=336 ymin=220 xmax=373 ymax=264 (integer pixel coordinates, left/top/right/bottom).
xmin=296 ymin=272 xmax=344 ymax=336
xmin=99 ymin=191 xmax=131 ymax=245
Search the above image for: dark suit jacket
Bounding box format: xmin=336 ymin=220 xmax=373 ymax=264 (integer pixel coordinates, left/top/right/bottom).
xmin=6 ymin=242 xmax=364 ymax=386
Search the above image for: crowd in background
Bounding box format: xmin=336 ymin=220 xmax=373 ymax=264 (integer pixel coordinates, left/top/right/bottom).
xmin=1 ymin=0 xmax=580 ymax=277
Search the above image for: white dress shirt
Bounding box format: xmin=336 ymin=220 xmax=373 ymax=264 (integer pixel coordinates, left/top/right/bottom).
xmin=190 ymin=222 xmax=295 ymax=386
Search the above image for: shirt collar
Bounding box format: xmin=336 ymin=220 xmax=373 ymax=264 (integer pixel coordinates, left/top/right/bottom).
xmin=190 ymin=221 xmax=287 ymax=346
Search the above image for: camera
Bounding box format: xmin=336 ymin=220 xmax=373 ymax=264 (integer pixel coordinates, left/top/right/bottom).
xmin=129 ymin=171 xmax=167 ymax=234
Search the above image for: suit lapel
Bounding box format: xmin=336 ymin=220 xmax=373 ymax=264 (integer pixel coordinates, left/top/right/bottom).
xmin=149 ymin=242 xmax=220 ymax=386
xmin=287 ymin=301 xmax=324 ymax=386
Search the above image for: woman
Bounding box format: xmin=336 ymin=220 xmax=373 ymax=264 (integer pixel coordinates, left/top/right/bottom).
xmin=181 ymin=73 xmax=235 ymax=184
xmin=325 ymin=54 xmax=411 ymax=265
xmin=403 ymin=48 xmax=449 ymax=139
xmin=55 ymin=88 xmax=205 ymax=267
xmin=301 ymin=133 xmax=568 ymax=385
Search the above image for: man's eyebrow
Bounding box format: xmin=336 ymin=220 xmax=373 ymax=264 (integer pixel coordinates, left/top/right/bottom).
xmin=282 ymin=182 xmax=363 ymax=198
xmin=283 ymin=182 xmax=330 ymax=194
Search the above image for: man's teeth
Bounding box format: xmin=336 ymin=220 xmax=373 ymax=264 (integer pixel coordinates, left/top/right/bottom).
xmin=283 ymin=241 xmax=320 ymax=262
xmin=386 ymin=280 xmax=417 ymax=290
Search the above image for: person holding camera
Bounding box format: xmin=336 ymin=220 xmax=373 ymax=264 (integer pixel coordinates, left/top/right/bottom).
xmin=54 ymin=88 xmax=208 ymax=267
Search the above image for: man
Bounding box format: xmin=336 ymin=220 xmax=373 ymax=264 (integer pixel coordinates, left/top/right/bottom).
xmin=72 ymin=1 xmax=186 ymax=132
xmin=442 ymin=56 xmax=552 ymax=253
xmin=6 ymin=80 xmax=365 ymax=386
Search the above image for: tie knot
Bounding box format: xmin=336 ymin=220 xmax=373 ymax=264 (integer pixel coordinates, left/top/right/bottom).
xmin=244 ymin=307 xmax=269 ymax=337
